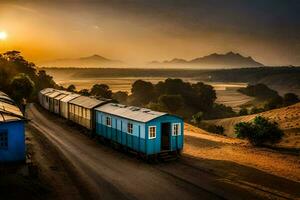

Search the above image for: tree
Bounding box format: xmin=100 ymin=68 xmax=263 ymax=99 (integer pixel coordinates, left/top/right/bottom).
xmin=238 ymin=84 xmax=279 ymax=99
xmin=235 ymin=116 xmax=283 ymax=146
xmin=192 ymin=112 xmax=204 ymax=125
xmin=67 ymin=84 xmax=76 ymax=92
xmin=112 ymin=91 xmax=128 ymax=104
xmin=35 ymin=70 xmax=56 ymax=91
xmin=283 ymin=93 xmax=299 ymax=106
xmin=250 ymin=106 xmax=264 ymax=114
xmin=215 ymin=125 xmax=225 ymax=135
xmin=90 ymin=84 xmax=112 ymax=98
xmin=158 ymin=94 xmax=184 ymax=113
xmin=191 ymin=82 xmax=216 ymax=111
xmin=239 ymin=108 xmax=248 ymax=116
xmin=264 ymin=96 xmax=283 ymax=110
xmin=10 ymin=73 xmax=35 ymax=103
xmin=131 ymin=80 xmax=155 ymax=105
xmin=79 ymin=89 xmax=90 ymax=96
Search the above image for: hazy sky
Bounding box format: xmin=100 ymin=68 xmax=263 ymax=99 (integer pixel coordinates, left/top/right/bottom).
xmin=0 ymin=0 xmax=300 ymax=66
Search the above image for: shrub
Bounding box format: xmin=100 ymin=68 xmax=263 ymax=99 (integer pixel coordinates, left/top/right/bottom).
xmin=158 ymin=94 xmax=184 ymax=113
xmin=239 ymin=108 xmax=248 ymax=116
xmin=235 ymin=116 xmax=283 ymax=146
xmin=283 ymin=93 xmax=299 ymax=106
xmin=191 ymin=112 xmax=204 ymax=125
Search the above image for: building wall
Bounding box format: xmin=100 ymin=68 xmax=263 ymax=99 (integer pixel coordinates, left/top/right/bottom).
xmin=0 ymin=121 xmax=25 ymax=162
xmin=95 ymin=111 xmax=147 ymax=153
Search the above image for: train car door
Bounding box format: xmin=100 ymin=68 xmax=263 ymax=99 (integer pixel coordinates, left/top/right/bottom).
xmin=161 ymin=122 xmax=170 ymax=150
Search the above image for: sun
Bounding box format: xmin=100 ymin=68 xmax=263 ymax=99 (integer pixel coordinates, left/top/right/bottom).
xmin=0 ymin=32 xmax=7 ymax=40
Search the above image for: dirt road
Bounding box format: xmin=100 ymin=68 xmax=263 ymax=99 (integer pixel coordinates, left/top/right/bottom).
xmin=27 ymin=104 xmax=300 ymax=200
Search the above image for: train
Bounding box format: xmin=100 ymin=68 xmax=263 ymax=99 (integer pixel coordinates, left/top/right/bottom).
xmin=39 ymin=88 xmax=184 ymax=159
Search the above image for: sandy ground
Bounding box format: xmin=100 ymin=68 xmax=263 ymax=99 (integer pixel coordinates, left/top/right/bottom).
xmin=184 ymin=124 xmax=300 ymax=183
xmin=26 ymin=104 xmax=300 ymax=199
xmin=206 ymin=103 xmax=300 ymax=149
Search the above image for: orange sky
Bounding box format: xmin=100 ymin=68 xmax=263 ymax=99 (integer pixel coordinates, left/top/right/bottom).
xmin=0 ymin=1 xmax=299 ymax=66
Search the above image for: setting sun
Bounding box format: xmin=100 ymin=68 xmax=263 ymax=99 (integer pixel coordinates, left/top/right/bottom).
xmin=0 ymin=31 xmax=7 ymax=40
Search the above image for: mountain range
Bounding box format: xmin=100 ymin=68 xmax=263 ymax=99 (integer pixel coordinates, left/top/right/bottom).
xmin=40 ymin=55 xmax=122 ymax=68
xmin=40 ymin=52 xmax=263 ymax=68
xmin=150 ymin=52 xmax=264 ymax=68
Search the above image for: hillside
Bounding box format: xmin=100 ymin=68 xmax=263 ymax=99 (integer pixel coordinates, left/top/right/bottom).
xmin=151 ymin=52 xmax=263 ymax=68
xmin=205 ymin=103 xmax=300 ymax=149
xmin=40 ymin=54 xmax=122 ymax=68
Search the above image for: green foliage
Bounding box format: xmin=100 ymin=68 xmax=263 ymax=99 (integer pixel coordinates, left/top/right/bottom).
xmin=10 ymin=73 xmax=35 ymax=103
xmin=112 ymin=91 xmax=128 ymax=104
xmin=235 ymin=116 xmax=283 ymax=146
xmin=147 ymin=102 xmax=165 ymax=112
xmin=263 ymin=96 xmax=283 ymax=110
xmin=158 ymin=94 xmax=184 ymax=113
xmin=155 ymin=79 xmax=216 ymax=112
xmin=214 ymin=125 xmax=225 ymax=135
xmin=78 ymin=89 xmax=90 ymax=96
xmin=131 ymin=80 xmax=155 ymax=105
xmin=205 ymin=104 xmax=236 ymax=119
xmin=0 ymin=51 xmax=57 ymax=102
xmin=90 ymin=84 xmax=112 ymax=98
xmin=191 ymin=112 xmax=204 ymax=125
xmin=239 ymin=108 xmax=248 ymax=116
xmin=283 ymin=93 xmax=299 ymax=106
xmin=35 ymin=70 xmax=56 ymax=92
xmin=250 ymin=106 xmax=265 ymax=114
xmin=238 ymin=83 xmax=279 ymax=99
xmin=67 ymin=84 xmax=76 ymax=92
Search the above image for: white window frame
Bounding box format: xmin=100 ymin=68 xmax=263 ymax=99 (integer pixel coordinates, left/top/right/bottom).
xmin=172 ymin=123 xmax=181 ymax=136
xmin=148 ymin=126 xmax=156 ymax=139
xmin=127 ymin=122 xmax=133 ymax=134
xmin=106 ymin=116 xmax=112 ymax=127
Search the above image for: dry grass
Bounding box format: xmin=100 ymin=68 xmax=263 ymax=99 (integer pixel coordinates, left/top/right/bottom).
xmin=184 ymin=123 xmax=300 ymax=182
xmin=206 ymin=103 xmax=300 ymax=149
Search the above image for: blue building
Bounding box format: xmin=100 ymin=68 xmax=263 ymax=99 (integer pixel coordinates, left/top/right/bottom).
xmin=95 ymin=103 xmax=183 ymax=155
xmin=0 ymin=91 xmax=26 ymax=162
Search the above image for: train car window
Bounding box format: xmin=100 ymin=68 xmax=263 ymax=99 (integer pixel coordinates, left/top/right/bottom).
xmin=127 ymin=123 xmax=133 ymax=134
xmin=106 ymin=116 xmax=112 ymax=127
xmin=172 ymin=123 xmax=181 ymax=136
xmin=149 ymin=126 xmax=156 ymax=139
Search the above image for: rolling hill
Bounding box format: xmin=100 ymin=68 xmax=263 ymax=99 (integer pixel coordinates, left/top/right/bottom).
xmin=205 ymin=103 xmax=300 ymax=149
xmin=151 ymin=52 xmax=264 ymax=68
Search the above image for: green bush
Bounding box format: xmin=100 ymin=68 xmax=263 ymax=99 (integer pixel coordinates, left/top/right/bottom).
xmin=235 ymin=116 xmax=283 ymax=146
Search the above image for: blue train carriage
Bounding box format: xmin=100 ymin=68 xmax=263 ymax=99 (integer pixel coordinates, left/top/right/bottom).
xmin=0 ymin=91 xmax=26 ymax=162
xmin=95 ymin=103 xmax=183 ymax=156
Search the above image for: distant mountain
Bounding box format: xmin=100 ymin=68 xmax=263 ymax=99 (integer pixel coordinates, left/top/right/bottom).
xmin=40 ymin=54 xmax=122 ymax=68
xmin=151 ymin=52 xmax=264 ymax=68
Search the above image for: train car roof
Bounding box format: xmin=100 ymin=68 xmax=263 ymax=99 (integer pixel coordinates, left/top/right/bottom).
xmin=69 ymin=95 xmax=111 ymax=109
xmin=0 ymin=91 xmax=24 ymax=122
xmin=95 ymin=103 xmax=168 ymax=123
xmin=45 ymin=91 xmax=62 ymax=98
xmin=40 ymin=88 xmax=56 ymax=95
xmin=60 ymin=93 xmax=81 ymax=103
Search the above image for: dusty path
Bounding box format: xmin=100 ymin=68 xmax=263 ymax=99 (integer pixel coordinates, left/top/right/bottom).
xmin=27 ymin=104 xmax=300 ymax=200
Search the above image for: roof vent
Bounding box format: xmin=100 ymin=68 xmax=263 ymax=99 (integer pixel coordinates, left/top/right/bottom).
xmin=130 ymin=107 xmax=140 ymax=111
